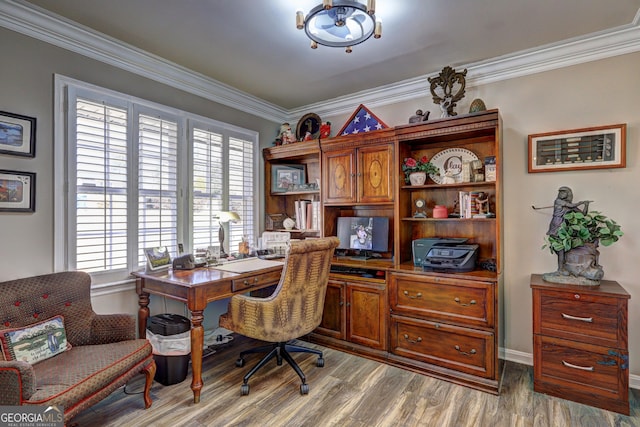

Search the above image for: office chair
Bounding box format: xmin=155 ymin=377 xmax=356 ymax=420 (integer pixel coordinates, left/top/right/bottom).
xmin=219 ymin=236 xmax=339 ymax=395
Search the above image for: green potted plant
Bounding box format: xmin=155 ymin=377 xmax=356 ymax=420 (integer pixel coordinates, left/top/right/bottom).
xmin=402 ymin=156 xmax=439 ymax=185
xmin=545 ymin=210 xmax=623 ymax=252
xmin=544 ymin=209 xmax=623 ymax=285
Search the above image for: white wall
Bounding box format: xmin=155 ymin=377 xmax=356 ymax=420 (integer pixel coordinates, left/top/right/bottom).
xmin=323 ymin=51 xmax=640 ymax=373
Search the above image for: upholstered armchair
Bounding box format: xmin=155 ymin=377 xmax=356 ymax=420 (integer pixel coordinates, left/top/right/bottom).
xmin=219 ymin=236 xmax=339 ymax=396
xmin=0 ymin=272 xmax=156 ymax=424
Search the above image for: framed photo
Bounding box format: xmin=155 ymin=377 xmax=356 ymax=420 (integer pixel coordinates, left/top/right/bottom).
xmin=0 ymin=170 xmax=36 ymax=212
xmin=271 ymin=164 xmax=306 ymax=193
xmin=0 ymin=111 xmax=36 ymax=157
xmin=528 ymin=124 xmax=626 ymax=173
xmin=144 ymin=246 xmax=171 ymax=271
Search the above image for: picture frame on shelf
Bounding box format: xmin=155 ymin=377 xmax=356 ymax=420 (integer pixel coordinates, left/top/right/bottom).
xmin=0 ymin=170 xmax=36 ymax=212
xmin=271 ymin=164 xmax=306 ymax=193
xmin=528 ymin=123 xmax=626 ymax=173
xmin=0 ymin=111 xmax=36 ymax=158
xmin=144 ymin=246 xmax=171 ymax=271
xmin=266 ymin=213 xmax=287 ymax=231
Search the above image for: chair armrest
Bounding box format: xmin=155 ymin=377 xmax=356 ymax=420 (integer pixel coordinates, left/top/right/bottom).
xmin=0 ymin=360 xmax=36 ymax=404
xmin=90 ymin=313 xmax=137 ymax=344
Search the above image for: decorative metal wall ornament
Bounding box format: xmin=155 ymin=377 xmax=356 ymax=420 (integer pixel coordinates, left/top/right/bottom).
xmin=428 ymin=66 xmax=467 ymax=118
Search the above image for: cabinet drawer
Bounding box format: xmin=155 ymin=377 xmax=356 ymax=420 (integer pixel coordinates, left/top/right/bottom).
xmin=534 ymin=289 xmax=626 ymax=348
xmin=390 ymin=315 xmax=494 ymax=378
xmin=534 ymin=335 xmax=628 ymax=413
xmin=231 ymin=271 xmax=281 ymax=292
xmin=390 ymin=274 xmax=494 ymax=328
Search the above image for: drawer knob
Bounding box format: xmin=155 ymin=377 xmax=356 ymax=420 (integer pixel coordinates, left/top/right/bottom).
xmin=574 ymin=294 xmax=581 ymax=299
xmin=562 ymin=360 xmax=594 ymax=372
xmin=561 ymin=313 xmax=593 ymax=323
xmin=454 ymin=345 xmax=477 ymax=356
xmin=454 ymin=297 xmax=476 ymax=307
xmin=403 ymin=334 xmax=422 ymax=344
xmin=403 ymin=290 xmax=422 ymax=299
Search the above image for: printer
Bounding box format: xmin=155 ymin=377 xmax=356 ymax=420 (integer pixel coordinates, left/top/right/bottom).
xmin=412 ymin=238 xmax=479 ymax=273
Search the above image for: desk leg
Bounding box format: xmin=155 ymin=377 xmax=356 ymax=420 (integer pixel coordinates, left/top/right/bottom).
xmin=190 ymin=309 xmax=204 ymax=403
xmin=137 ymin=280 xmax=150 ymax=339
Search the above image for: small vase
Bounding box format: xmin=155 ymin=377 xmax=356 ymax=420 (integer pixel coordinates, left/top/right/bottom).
xmin=409 ymin=172 xmax=427 ymax=186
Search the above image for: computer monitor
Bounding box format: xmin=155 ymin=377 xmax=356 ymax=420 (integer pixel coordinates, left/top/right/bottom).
xmin=336 ymin=216 xmax=389 ymax=257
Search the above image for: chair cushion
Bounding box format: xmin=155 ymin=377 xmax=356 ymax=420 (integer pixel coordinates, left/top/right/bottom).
xmin=23 ymin=339 xmax=152 ymax=414
xmin=1 ymin=315 xmax=71 ymax=364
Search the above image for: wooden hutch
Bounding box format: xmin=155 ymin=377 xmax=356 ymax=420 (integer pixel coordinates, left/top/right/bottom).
xmin=263 ymin=109 xmax=504 ymax=394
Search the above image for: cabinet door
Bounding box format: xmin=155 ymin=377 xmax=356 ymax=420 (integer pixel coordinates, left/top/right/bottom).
xmin=323 ymin=149 xmax=356 ymax=204
xmin=358 ymin=144 xmax=394 ymax=203
xmin=347 ymin=282 xmax=387 ymax=350
xmin=316 ymin=280 xmax=346 ymax=339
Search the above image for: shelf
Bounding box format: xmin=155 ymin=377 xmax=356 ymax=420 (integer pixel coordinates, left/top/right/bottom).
xmin=401 ymin=181 xmax=495 ymax=190
xmin=401 ymin=217 xmax=496 ymax=222
xmin=270 ymin=190 xmax=320 ymax=197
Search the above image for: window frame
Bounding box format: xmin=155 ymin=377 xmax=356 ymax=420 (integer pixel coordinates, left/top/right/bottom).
xmin=54 ymin=75 xmax=259 ymax=285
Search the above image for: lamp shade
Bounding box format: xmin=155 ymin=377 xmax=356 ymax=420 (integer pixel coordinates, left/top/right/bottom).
xmin=218 ymin=211 xmax=241 ymax=223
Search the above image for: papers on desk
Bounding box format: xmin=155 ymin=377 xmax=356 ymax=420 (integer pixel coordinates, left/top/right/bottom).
xmin=211 ymin=257 xmax=284 ymax=273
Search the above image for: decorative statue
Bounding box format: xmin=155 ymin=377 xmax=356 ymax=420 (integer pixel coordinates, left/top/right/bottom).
xmin=428 ymin=66 xmax=467 ymax=118
xmin=319 ymin=121 xmax=331 ymax=139
xmin=408 ymin=109 xmax=430 ymax=124
xmin=540 ymin=186 xmax=623 ymax=286
xmin=279 ymin=123 xmax=297 ymax=144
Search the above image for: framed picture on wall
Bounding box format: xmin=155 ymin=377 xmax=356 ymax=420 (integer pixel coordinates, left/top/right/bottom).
xmin=0 ymin=170 xmax=36 ymax=212
xmin=0 ymin=111 xmax=36 ymax=158
xmin=528 ymin=124 xmax=626 ymax=173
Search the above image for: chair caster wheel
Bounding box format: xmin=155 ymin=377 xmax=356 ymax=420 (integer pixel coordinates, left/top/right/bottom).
xmin=235 ymin=358 xmax=245 ymax=367
xmin=300 ymin=383 xmax=309 ymax=395
xmin=316 ymin=357 xmax=324 ymax=367
xmin=240 ymin=384 xmax=250 ymax=396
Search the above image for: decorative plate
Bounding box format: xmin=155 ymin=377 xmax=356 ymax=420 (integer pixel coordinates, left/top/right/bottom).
xmin=429 ymin=148 xmax=479 ymax=184
xmin=296 ymin=113 xmax=321 ymax=141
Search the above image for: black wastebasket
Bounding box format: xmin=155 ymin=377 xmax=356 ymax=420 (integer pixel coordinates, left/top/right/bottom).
xmin=147 ymin=314 xmax=191 ymax=386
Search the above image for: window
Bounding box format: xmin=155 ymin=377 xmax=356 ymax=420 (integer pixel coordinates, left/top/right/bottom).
xmin=56 ymin=77 xmax=258 ymax=284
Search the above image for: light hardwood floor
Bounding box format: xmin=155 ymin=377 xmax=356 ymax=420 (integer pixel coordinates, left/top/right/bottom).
xmin=72 ymin=336 xmax=639 ymax=426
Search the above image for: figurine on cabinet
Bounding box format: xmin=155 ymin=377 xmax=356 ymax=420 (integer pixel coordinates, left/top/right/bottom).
xmin=408 ymin=109 xmax=430 ymax=124
xmin=279 ymin=123 xmax=297 ymax=144
xmin=319 ymin=121 xmax=331 ymax=139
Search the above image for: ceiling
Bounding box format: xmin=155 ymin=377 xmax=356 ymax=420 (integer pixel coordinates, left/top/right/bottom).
xmin=21 ymin=0 xmax=640 ymax=110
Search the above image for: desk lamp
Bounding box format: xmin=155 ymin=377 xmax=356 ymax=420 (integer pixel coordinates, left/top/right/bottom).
xmin=217 ymin=211 xmax=241 ymax=258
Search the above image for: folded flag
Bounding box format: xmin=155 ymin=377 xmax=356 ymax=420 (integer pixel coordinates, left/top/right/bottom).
xmin=338 ymin=104 xmax=388 ymax=136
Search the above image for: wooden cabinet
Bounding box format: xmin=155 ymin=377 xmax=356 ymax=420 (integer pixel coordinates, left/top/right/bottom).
xmin=389 ymin=271 xmax=499 ymax=391
xmin=531 ymin=274 xmax=630 ymax=415
xmin=322 ymin=142 xmax=394 ymax=205
xmin=316 ymin=274 xmax=387 ymax=351
xmin=270 ymin=111 xmax=503 ymax=396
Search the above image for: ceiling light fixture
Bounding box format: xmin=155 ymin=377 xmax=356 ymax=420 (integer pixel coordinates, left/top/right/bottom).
xmin=296 ymin=0 xmax=381 ymax=53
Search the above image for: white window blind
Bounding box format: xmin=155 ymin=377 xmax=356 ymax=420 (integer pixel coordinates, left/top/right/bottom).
xmin=191 ymin=129 xmax=255 ymax=253
xmin=228 ymin=136 xmax=255 ymax=250
xmin=58 ymin=76 xmax=258 ymax=282
xmin=192 ymin=128 xmax=224 ymax=250
xmin=74 ymin=98 xmax=128 ymax=273
xmin=137 ymin=114 xmax=179 ymax=266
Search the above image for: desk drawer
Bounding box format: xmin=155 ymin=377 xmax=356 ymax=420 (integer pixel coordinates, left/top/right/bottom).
xmin=231 ymin=271 xmax=281 ymax=292
xmin=390 ymin=315 xmax=494 ymax=378
xmin=390 ymin=274 xmax=494 ymax=328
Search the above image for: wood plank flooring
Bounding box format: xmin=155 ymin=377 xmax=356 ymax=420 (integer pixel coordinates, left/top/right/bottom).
xmin=71 ymin=336 xmax=639 ymax=426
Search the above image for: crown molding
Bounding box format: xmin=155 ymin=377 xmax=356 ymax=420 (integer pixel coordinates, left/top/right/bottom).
xmin=0 ymin=0 xmax=289 ymax=123
xmin=291 ymin=9 xmax=640 ymax=119
xmin=2 ymin=1 xmax=639 ymax=124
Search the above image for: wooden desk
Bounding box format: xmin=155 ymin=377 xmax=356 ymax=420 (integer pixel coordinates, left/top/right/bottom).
xmin=132 ymin=260 xmax=283 ymax=403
